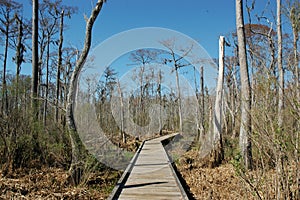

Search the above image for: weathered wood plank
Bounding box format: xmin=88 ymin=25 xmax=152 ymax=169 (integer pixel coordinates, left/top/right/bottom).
xmin=109 ymin=133 xmax=189 ymax=200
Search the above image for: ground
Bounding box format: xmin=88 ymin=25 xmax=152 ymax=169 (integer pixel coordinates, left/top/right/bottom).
xmin=0 ymin=167 xmax=120 ymax=200
xmin=176 ymin=149 xmax=256 ymax=200
xmin=1 ymin=144 xmax=297 ymax=199
xmin=0 ymin=152 xmax=253 ymax=200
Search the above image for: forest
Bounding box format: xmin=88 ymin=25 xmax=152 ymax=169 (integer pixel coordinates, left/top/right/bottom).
xmin=0 ymin=0 xmax=299 ymax=199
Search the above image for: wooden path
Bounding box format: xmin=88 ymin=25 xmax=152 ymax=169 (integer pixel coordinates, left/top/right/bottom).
xmin=108 ymin=133 xmax=189 ymax=200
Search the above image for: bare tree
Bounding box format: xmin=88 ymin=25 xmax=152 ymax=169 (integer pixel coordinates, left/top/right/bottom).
xmin=13 ymin=14 xmax=27 ymax=107
xmin=38 ymin=0 xmax=77 ymax=125
xmin=277 ymin=0 xmax=284 ymax=129
xmin=2 ymin=12 xmax=30 ymax=110
xmin=212 ymin=36 xmax=225 ymax=165
xmin=276 ymin=1 xmax=287 ymax=198
xmin=116 ymin=79 xmax=126 ymax=143
xmin=287 ymin=6 xmax=300 ymax=185
xmin=161 ymin=40 xmax=193 ymax=133
xmin=39 ymin=0 xmax=59 ymax=124
xmin=286 ymin=1 xmax=300 ymax=101
xmin=66 ymin=0 xmax=105 ymax=185
xmin=31 ymin=0 xmax=39 ymax=117
xmin=0 ymin=0 xmax=21 ymax=114
xmin=129 ymin=49 xmax=159 ymax=128
xmin=55 ymin=10 xmax=64 ymax=122
xmin=199 ymin=36 xmax=225 ymax=167
xmin=199 ymin=66 xmax=205 ymax=141
xmin=157 ymin=69 xmax=163 ymax=135
xmin=236 ymin=0 xmax=253 ymax=169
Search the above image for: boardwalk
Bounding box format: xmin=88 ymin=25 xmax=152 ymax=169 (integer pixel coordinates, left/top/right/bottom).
xmin=108 ymin=133 xmax=189 ymax=200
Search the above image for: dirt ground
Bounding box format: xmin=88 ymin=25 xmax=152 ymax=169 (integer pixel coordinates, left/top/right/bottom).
xmin=0 ymin=156 xmax=253 ymax=200
xmin=0 ymin=167 xmax=119 ymax=200
xmin=1 ymin=147 xmax=297 ymax=199
xmin=176 ymin=149 xmax=299 ymax=200
xmin=176 ymin=150 xmax=256 ymax=200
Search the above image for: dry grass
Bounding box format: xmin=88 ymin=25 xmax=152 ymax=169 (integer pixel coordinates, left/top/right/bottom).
xmin=175 ymin=149 xmax=298 ymax=200
xmin=0 ymin=167 xmax=119 ymax=200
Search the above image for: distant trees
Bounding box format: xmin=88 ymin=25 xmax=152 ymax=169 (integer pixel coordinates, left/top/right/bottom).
xmin=96 ymin=66 xmax=118 ymax=136
xmin=0 ymin=0 xmax=79 ymax=177
xmin=0 ymin=0 xmax=22 ymax=114
xmin=129 ymin=49 xmax=159 ymax=130
xmin=13 ymin=14 xmax=27 ymax=107
xmin=161 ymin=40 xmax=193 ymax=134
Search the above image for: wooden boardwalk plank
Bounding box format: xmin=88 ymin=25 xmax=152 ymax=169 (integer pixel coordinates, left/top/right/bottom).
xmin=109 ymin=133 xmax=189 ymax=200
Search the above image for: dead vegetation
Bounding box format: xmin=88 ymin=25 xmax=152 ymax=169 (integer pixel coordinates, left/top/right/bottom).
xmin=176 ymin=149 xmax=299 ymax=200
xmin=0 ymin=167 xmax=120 ymax=200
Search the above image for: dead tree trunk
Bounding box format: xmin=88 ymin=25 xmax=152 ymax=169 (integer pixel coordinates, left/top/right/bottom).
xmin=193 ymin=66 xmax=200 ymax=141
xmin=276 ymin=1 xmax=289 ymax=198
xmin=199 ymin=66 xmax=205 ymax=141
xmin=2 ymin=12 xmax=9 ymax=115
xmin=15 ymin=15 xmax=23 ymax=109
xmin=211 ymin=36 xmax=225 ymax=165
xmin=43 ymin=35 xmax=50 ymax=125
xmin=66 ymin=0 xmax=105 ymax=185
xmin=277 ymin=0 xmax=284 ymax=129
xmin=175 ymin=68 xmax=183 ymax=133
xmin=290 ymin=9 xmax=299 ymax=192
xmin=236 ymin=0 xmax=253 ymax=170
xmin=117 ymin=80 xmax=126 ymax=143
xmin=157 ymin=69 xmax=163 ymax=135
xmin=200 ymin=36 xmax=225 ymax=167
xmin=31 ymin=0 xmax=39 ymax=118
xmin=290 ymin=8 xmax=299 ymax=102
xmin=56 ymin=10 xmax=64 ymax=123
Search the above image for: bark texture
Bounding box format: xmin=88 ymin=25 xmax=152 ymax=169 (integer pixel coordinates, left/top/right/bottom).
xmin=66 ymin=0 xmax=105 ymax=185
xmin=277 ymin=0 xmax=284 ymax=129
xmin=31 ymin=0 xmax=39 ymax=115
xmin=236 ymin=0 xmax=253 ymax=170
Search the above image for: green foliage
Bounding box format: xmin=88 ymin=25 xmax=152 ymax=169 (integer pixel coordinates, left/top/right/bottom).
xmin=230 ymin=151 xmax=246 ymax=175
xmin=224 ymin=136 xmax=240 ymax=162
xmin=0 ymin=100 xmax=72 ymax=173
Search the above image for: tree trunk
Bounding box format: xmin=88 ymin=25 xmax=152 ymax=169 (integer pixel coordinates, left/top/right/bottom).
xmin=66 ymin=0 xmax=104 ymax=185
xmin=15 ymin=16 xmax=23 ymax=109
xmin=277 ymin=0 xmax=284 ymax=129
xmin=212 ymin=36 xmax=225 ymax=165
xmin=158 ymin=70 xmax=163 ymax=135
xmin=236 ymin=0 xmax=253 ymax=170
xmin=175 ymin=68 xmax=183 ymax=133
xmin=43 ymin=35 xmax=50 ymax=126
xmin=200 ymin=36 xmax=225 ymax=167
xmin=192 ymin=66 xmax=201 ymax=142
xmin=276 ymin=1 xmax=286 ymax=198
xmin=291 ymin=14 xmax=299 ymax=102
xmin=117 ymin=80 xmax=126 ymax=143
xmin=292 ymin=12 xmax=300 ymax=200
xmin=31 ymin=0 xmax=39 ymax=118
xmin=199 ymin=66 xmax=205 ymax=140
xmin=56 ymin=10 xmax=64 ymax=123
xmin=2 ymin=12 xmax=9 ymax=115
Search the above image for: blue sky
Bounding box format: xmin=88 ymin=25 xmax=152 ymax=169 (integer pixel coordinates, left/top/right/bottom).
xmin=64 ymin=0 xmax=278 ymax=56
xmin=3 ymin=0 xmax=279 ymax=77
xmin=69 ymin=0 xmax=237 ymax=57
